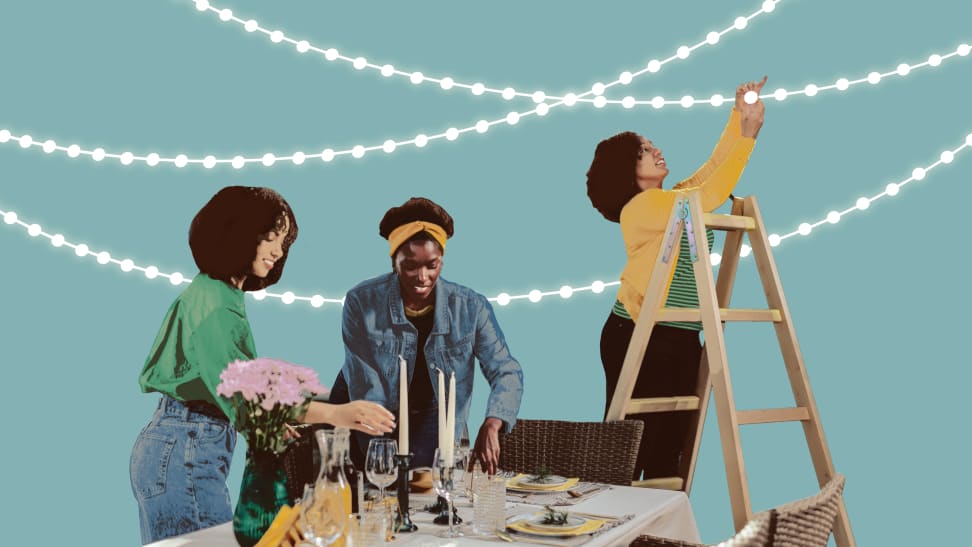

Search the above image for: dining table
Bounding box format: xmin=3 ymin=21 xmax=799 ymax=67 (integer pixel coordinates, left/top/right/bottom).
xmin=147 ymin=482 xmax=701 ymax=547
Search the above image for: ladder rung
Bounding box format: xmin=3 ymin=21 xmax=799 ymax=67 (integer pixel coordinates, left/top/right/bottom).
xmin=627 ymin=395 xmax=700 ymax=414
xmin=703 ymin=213 xmax=756 ymax=231
xmin=656 ymin=308 xmax=782 ymax=323
xmin=737 ymin=407 xmax=811 ymax=425
xmin=632 ymin=477 xmax=684 ymax=491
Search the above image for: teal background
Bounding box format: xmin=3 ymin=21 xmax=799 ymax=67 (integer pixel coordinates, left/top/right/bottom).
xmin=1 ymin=0 xmax=969 ymax=544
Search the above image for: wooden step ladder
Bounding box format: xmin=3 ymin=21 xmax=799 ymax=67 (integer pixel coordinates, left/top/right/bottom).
xmin=605 ymin=193 xmax=854 ymax=546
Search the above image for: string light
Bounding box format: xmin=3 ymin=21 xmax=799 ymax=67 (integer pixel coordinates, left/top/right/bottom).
xmin=3 ymin=41 xmax=965 ymax=169
xmin=3 ymin=132 xmax=968 ymax=307
xmin=189 ymin=0 xmax=780 ymax=103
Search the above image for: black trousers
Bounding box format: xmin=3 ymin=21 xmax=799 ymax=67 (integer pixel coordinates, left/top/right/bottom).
xmin=600 ymin=314 xmax=702 ymax=481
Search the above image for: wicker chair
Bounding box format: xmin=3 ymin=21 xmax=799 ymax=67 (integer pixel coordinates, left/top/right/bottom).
xmin=629 ymin=473 xmax=846 ymax=547
xmin=497 ymin=419 xmax=644 ymax=486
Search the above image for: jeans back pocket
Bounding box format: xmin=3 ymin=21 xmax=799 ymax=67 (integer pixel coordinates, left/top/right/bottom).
xmin=130 ymin=431 xmax=177 ymax=501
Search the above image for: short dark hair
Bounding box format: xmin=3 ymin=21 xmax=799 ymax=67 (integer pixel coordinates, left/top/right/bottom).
xmin=586 ymin=131 xmax=642 ymax=222
xmin=379 ymin=197 xmax=454 ymax=256
xmin=189 ymin=186 xmax=298 ymax=291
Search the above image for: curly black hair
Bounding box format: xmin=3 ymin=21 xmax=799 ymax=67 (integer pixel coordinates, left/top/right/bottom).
xmin=379 ymin=197 xmax=455 ymax=255
xmin=586 ymin=131 xmax=643 ymax=222
xmin=189 ymin=186 xmax=298 ymax=291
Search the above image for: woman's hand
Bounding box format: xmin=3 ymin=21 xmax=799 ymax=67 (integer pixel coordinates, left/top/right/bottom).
xmin=470 ymin=417 xmax=504 ymax=475
xmin=303 ymin=400 xmax=396 ymax=434
xmin=735 ymin=76 xmax=767 ymax=139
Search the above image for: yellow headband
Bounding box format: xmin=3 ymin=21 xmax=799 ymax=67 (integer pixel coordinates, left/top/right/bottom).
xmin=388 ymin=221 xmax=448 ymax=257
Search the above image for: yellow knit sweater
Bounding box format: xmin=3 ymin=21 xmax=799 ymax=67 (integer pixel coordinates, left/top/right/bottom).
xmin=617 ymin=110 xmax=756 ymax=322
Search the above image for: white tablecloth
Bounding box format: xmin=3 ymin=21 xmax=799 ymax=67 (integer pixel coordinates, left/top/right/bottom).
xmin=148 ymin=485 xmax=700 ymax=546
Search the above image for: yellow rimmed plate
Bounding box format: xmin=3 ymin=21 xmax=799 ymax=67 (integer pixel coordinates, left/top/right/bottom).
xmin=506 ymin=512 xmax=607 ymax=537
xmin=506 ymin=473 xmax=580 ymax=492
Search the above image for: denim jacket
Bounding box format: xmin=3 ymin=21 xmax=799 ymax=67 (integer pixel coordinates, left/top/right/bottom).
xmin=340 ymin=272 xmax=523 ymax=435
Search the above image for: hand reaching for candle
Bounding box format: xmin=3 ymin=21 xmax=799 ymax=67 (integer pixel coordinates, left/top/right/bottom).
xmin=471 ymin=417 xmax=505 ymax=475
xmin=302 ymin=400 xmax=396 ymax=434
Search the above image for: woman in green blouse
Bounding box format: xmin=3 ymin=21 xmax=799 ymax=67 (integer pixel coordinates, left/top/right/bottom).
xmin=130 ymin=186 xmax=394 ymax=544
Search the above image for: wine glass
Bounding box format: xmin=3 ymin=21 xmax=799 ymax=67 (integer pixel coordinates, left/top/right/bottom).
xmin=365 ymin=438 xmax=399 ymax=504
xmin=299 ymin=483 xmax=346 ymax=546
xmin=432 ymin=447 xmax=465 ymax=538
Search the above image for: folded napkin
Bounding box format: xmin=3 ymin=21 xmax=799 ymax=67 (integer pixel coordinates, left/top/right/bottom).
xmin=507 ymin=473 xmax=581 ymax=492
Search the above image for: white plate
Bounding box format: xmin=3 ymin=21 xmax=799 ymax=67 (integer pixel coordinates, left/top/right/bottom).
xmin=520 ymin=513 xmax=588 ymax=533
xmin=516 ymin=474 xmax=569 ymax=487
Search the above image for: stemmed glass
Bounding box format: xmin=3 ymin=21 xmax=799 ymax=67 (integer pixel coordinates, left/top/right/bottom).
xmin=432 ymin=447 xmax=466 ymax=538
xmin=365 ymin=438 xmax=399 ymax=504
xmin=299 ymin=483 xmax=346 ymax=546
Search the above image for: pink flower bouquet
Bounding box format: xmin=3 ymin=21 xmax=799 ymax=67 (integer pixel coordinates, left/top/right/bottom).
xmin=216 ymin=358 xmax=328 ymax=454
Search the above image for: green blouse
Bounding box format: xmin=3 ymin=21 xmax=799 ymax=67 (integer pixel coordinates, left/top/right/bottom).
xmin=138 ymin=273 xmax=256 ymax=425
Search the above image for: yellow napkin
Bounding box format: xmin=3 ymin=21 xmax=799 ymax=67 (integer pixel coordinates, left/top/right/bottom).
xmin=506 ymin=513 xmax=607 ymax=537
xmin=506 ymin=473 xmax=580 ymax=492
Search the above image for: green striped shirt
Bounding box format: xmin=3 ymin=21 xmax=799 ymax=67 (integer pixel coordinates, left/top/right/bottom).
xmin=613 ymin=228 xmax=715 ymax=332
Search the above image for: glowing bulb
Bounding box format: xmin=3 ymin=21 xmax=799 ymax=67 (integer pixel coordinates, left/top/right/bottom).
xmin=120 ymin=259 xmax=134 ymax=272
xmin=504 ymin=112 xmax=519 ymax=125
xmin=710 ymin=94 xmax=725 ymax=107
xmin=292 ymin=152 xmax=305 ymax=165
xmin=92 ymin=148 xmax=106 ymax=161
xmin=740 ymin=244 xmax=752 ymax=258
xmin=896 ymin=63 xmax=910 ymax=76
xmin=475 ymin=121 xmax=489 ymax=133
xmin=145 ymin=265 xmax=158 ymax=279
xmin=175 ymin=154 xmax=188 ymax=168
xmin=75 ymin=244 xmax=89 ymax=257
xmin=762 ymin=0 xmax=776 ymax=13
xmin=619 ymin=72 xmax=633 ymax=85
xmin=219 ymin=9 xmax=232 ymax=21
xmin=51 ymin=234 xmax=65 ymax=247
xmin=966 ymin=133 xmax=972 ymax=146
xmin=147 ymin=153 xmax=160 ymax=166
xmin=928 ymin=54 xmax=942 ymax=67
xmin=680 ymin=95 xmax=694 ymax=108
xmin=446 ymin=127 xmax=460 ymax=140
xmin=270 ymin=30 xmax=283 ymax=43
xmin=804 ymin=84 xmax=818 ymax=97
xmin=414 ymin=135 xmax=429 ymax=147
xmin=120 ymin=152 xmax=134 ymax=165
xmin=282 ymin=291 xmax=296 ymax=304
xmin=912 ymin=167 xmax=926 ymax=180
xmin=827 ymin=211 xmax=841 ymax=223
xmin=710 ymin=253 xmax=722 ymax=266
xmin=310 ymin=295 xmax=325 ymax=308
xmin=563 ymin=93 xmax=578 ymax=106
xmin=252 ymin=289 xmax=267 ymax=301
xmin=856 ymin=197 xmax=870 ymax=210
xmin=591 ymin=83 xmax=605 ymax=96
xmin=528 ymin=290 xmax=542 ymax=303
xmin=536 ymin=103 xmax=550 ymax=116
xmin=593 ymin=96 xmax=607 ymax=108
xmin=170 ymin=272 xmax=183 ymax=285
xmin=591 ymin=280 xmax=605 ymax=293
xmin=96 ymin=251 xmax=111 ymax=263
xmin=867 ymin=72 xmax=881 ymax=84
xmin=651 ymin=96 xmax=665 ymax=109
xmin=353 ymin=57 xmax=367 ymax=70
xmin=382 ymin=140 xmax=396 ymax=153
xmin=321 ymin=148 xmax=335 ymax=162
xmin=440 ymin=77 xmax=454 ymax=90
xmin=3 ymin=212 xmax=17 ymax=224
xmin=768 ymin=234 xmax=781 ymax=247
xmin=941 ymin=151 xmax=954 ymax=164
xmin=836 ymin=78 xmax=849 ymax=91
xmin=471 ymin=83 xmax=485 ymax=95
xmin=381 ymin=64 xmax=394 ymax=77
xmin=885 ymin=183 xmax=899 ymax=196
xmin=622 ymin=96 xmax=636 ymax=109
xmin=68 ymin=145 xmax=81 ymax=157
xmin=324 ymin=48 xmax=338 ymax=61
xmin=296 ymin=40 xmax=309 ymax=53
xmin=676 ymin=46 xmax=690 ymax=59
xmin=502 ymin=87 xmax=516 ymax=100
xmin=351 ymin=146 xmax=365 ymax=158
xmin=244 ymin=20 xmax=257 ymax=32
xmin=734 ymin=17 xmax=748 ymax=30
xmin=410 ymin=72 xmax=424 ymax=84
xmin=559 ymin=286 xmax=573 ymax=299
xmin=647 ymin=60 xmax=661 ymax=73
xmin=744 ymin=91 xmax=758 ymax=104
xmin=19 ymin=135 xmax=33 ymax=148
xmin=42 ymin=140 xmax=56 ymax=153
xmin=706 ymin=31 xmax=720 ymax=45
xmin=0 ymin=129 xmax=8 ymax=142
xmin=497 ymin=293 xmax=511 ymax=306
xmin=203 ymin=155 xmax=217 ymax=169
xmin=532 ymin=91 xmax=546 ymax=103
xmin=194 ymin=0 xmax=209 ymax=11
xmin=27 ymin=223 xmax=41 ymax=237
xmin=773 ymin=88 xmax=787 ymax=101
xmin=958 ymin=44 xmax=970 ymax=56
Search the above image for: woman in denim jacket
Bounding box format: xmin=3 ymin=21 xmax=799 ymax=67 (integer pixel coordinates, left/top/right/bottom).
xmin=328 ymin=197 xmax=523 ymax=473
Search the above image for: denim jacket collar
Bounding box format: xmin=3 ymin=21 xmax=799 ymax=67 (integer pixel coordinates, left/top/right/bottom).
xmin=386 ymin=273 xmax=451 ymax=336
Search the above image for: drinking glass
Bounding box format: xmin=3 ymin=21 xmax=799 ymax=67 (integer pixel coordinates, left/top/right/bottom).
xmin=300 ymin=483 xmax=346 ymax=546
xmin=431 ymin=447 xmax=465 ymax=538
xmin=365 ymin=438 xmax=399 ymax=504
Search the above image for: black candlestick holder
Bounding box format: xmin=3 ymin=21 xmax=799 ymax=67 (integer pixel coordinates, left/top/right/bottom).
xmin=431 ymin=494 xmax=462 ymax=525
xmin=392 ymin=454 xmax=418 ymax=533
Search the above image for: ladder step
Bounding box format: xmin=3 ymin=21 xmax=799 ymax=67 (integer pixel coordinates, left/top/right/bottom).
xmin=627 ymin=396 xmax=700 ymax=414
xmin=737 ymin=407 xmax=811 ymax=425
xmin=632 ymin=477 xmax=684 ymax=491
xmin=656 ymin=308 xmax=781 ymax=323
xmin=703 ymin=213 xmax=756 ymax=231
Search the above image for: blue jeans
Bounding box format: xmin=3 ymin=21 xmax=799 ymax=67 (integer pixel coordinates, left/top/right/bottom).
xmin=130 ymin=396 xmax=237 ymax=544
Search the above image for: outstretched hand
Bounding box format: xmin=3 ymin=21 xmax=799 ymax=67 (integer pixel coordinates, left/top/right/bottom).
xmin=304 ymin=400 xmax=396 ymax=434
xmin=735 ymin=76 xmax=767 ymax=139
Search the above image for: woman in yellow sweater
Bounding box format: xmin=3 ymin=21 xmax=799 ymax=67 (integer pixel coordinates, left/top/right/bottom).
xmin=585 ymin=77 xmax=766 ymax=481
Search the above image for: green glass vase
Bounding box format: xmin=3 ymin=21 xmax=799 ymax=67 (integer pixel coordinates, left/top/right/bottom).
xmin=233 ymin=449 xmax=290 ymax=547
